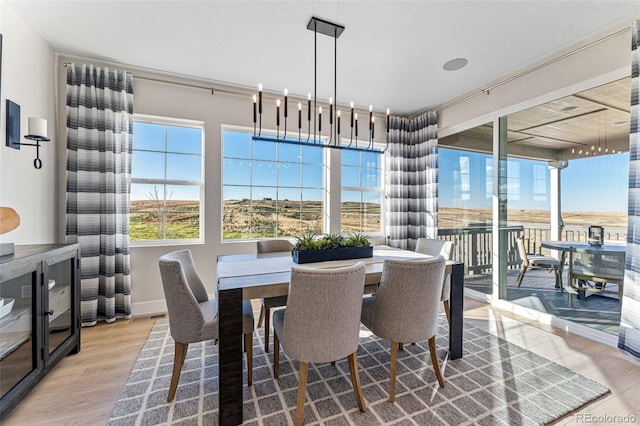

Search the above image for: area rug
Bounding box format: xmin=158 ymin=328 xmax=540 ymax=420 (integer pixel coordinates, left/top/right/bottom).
xmin=107 ymin=317 xmax=609 ymax=426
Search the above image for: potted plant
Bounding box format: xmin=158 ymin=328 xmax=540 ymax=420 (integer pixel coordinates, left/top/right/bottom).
xmin=292 ymin=232 xmax=373 ymax=264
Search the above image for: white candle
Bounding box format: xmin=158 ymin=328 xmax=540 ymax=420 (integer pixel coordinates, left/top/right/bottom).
xmin=28 ymin=117 xmax=47 ymax=138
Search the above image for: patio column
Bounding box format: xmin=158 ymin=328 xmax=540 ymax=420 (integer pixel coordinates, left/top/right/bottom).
xmin=548 ymin=161 xmax=568 ymax=243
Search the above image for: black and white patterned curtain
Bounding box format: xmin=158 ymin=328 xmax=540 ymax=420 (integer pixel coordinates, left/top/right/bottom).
xmin=66 ymin=63 xmax=133 ymax=326
xmin=619 ymin=21 xmax=640 ymax=358
xmin=385 ymin=111 xmax=438 ymax=250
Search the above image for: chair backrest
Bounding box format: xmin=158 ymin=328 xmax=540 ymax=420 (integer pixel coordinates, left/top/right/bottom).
xmin=569 ymin=247 xmax=625 ymax=283
xmin=257 ymin=239 xmax=295 ymax=254
xmin=415 ymin=238 xmax=454 ymax=302
xmin=280 ymin=262 xmax=366 ymax=363
xmin=415 ymin=238 xmax=453 ymax=260
xmin=158 ymin=250 xmax=211 ymax=343
xmin=370 ymin=257 xmax=446 ymax=343
xmin=515 ymin=237 xmax=530 ymax=266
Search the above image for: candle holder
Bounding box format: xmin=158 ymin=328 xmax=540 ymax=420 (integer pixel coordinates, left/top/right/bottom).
xmin=250 ymin=17 xmax=390 ymax=153
xmin=21 ymin=135 xmax=50 ymax=169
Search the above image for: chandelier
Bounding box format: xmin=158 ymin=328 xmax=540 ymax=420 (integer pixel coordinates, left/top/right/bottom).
xmin=251 ymin=17 xmax=389 ymax=153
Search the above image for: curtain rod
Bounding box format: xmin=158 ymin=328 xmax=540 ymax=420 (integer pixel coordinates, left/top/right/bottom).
xmin=426 ymin=25 xmax=631 ymax=115
xmin=62 ymin=62 xmax=243 ymax=96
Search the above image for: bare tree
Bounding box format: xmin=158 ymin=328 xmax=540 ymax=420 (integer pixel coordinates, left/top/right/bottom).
xmin=147 ymin=186 xmax=173 ymax=239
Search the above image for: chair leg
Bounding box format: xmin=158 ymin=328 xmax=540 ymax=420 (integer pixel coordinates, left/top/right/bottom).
xmin=389 ymin=342 xmax=398 ymax=402
xmin=517 ymin=265 xmax=527 ymax=286
xmin=443 ymin=300 xmax=451 ymax=324
xmin=398 ymin=342 xmax=404 ymax=351
xmin=168 ymin=342 xmax=189 ymax=402
xmin=347 ymin=352 xmax=366 ymax=412
xmin=273 ymin=331 xmax=280 ymax=378
xmin=257 ymin=305 xmax=265 ymax=327
xmin=556 ymin=267 xmax=563 ymax=293
xmin=264 ymin=308 xmax=271 ymax=352
xmin=428 ymin=336 xmax=445 ymax=388
xmin=295 ymin=362 xmax=309 ymax=426
xmin=331 ymin=361 xmax=336 ymax=366
xmin=244 ymin=332 xmax=253 ymax=386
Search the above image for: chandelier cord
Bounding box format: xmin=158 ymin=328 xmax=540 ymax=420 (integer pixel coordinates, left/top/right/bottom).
xmin=251 ymin=16 xmax=389 ymax=153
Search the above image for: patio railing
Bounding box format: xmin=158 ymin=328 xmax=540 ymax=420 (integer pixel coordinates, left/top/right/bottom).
xmin=438 ymin=224 xmax=627 ymax=274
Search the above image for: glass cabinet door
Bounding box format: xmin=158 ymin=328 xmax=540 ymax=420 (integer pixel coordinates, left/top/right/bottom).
xmin=45 ymin=258 xmax=74 ymax=357
xmin=0 ymin=270 xmax=37 ymax=397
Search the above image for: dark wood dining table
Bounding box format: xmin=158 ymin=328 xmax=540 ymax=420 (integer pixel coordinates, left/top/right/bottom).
xmin=215 ymin=245 xmax=465 ymax=425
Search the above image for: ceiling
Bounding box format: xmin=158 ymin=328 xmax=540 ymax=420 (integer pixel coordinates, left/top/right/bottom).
xmin=7 ymin=1 xmax=640 ymax=115
xmin=440 ymin=77 xmax=632 ymax=162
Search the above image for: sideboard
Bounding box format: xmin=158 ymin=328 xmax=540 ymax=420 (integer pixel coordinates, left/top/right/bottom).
xmin=0 ymin=244 xmax=81 ymax=418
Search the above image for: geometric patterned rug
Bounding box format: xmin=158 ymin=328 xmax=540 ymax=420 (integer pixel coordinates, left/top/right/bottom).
xmin=107 ymin=317 xmax=609 ymax=425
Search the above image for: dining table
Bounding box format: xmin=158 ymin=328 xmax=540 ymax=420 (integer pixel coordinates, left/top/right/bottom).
xmin=540 ymin=240 xmax=626 ymax=289
xmin=215 ymin=245 xmax=465 ymax=426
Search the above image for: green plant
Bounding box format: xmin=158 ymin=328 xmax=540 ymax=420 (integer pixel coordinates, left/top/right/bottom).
xmin=294 ymin=232 xmax=319 ymax=251
xmin=294 ymin=232 xmax=371 ymax=250
xmin=345 ymin=232 xmax=371 ymax=247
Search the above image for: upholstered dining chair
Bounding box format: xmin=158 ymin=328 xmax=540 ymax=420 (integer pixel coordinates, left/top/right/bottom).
xmin=272 ymin=262 xmax=367 ymax=426
xmin=256 ymin=239 xmax=295 ymax=352
xmin=360 ymin=256 xmax=446 ymax=402
xmin=415 ymin=237 xmax=454 ymax=323
xmin=158 ymin=249 xmax=255 ymax=402
xmin=515 ymin=236 xmax=562 ymax=292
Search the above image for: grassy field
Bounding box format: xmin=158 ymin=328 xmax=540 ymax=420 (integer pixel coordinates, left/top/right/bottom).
xmin=130 ymin=200 xmax=200 ymax=240
xmin=438 ymin=207 xmax=627 ymax=228
xmin=222 ymin=200 xmax=381 ymax=239
xmin=130 ymin=200 xmax=626 ymax=240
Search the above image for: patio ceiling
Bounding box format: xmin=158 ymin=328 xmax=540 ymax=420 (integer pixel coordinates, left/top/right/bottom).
xmin=439 ymin=77 xmax=631 ymax=162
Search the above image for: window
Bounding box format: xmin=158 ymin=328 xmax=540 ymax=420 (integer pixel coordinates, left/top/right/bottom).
xmin=341 ymin=149 xmax=383 ymax=233
xmin=130 ymin=115 xmax=204 ymax=243
xmin=222 ymin=129 xmax=324 ymax=239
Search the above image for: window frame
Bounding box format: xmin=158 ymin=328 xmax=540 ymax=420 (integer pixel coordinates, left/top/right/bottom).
xmin=221 ymin=125 xmax=327 ymax=241
xmin=339 ymin=145 xmax=385 ymax=235
xmin=130 ymin=113 xmax=205 ymax=246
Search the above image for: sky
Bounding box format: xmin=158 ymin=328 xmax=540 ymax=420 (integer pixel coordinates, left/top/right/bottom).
xmin=131 ymin=125 xmax=629 ymax=214
xmin=438 ymin=148 xmax=629 ymax=213
xmin=221 ymin=130 xmax=381 ymax=203
xmin=131 ymin=127 xmax=382 ymax=203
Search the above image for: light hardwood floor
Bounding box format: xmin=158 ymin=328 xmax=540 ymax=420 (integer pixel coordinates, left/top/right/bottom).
xmin=3 ymin=299 xmax=640 ymax=425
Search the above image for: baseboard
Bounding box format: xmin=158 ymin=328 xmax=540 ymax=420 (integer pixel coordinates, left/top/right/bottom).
xmin=490 ymin=296 xmax=618 ymax=348
xmin=550 ymin=316 xmax=619 ymax=347
xmin=131 ymin=299 xmax=167 ymax=317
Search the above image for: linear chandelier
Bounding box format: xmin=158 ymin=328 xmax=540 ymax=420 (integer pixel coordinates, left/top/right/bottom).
xmin=251 ymin=16 xmax=389 ymax=153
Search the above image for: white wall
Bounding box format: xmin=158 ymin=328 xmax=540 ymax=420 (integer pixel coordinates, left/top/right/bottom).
xmin=0 ymin=4 xmax=57 ymax=245
xmin=54 ymin=59 xmax=389 ymax=315
xmin=438 ymin=28 xmax=632 ymax=137
xmin=45 ymin=20 xmax=637 ymax=316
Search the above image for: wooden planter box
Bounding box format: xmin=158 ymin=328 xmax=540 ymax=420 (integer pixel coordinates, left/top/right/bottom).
xmin=292 ymin=246 xmax=373 ymax=264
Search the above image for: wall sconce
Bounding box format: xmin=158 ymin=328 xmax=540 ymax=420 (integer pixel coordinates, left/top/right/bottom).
xmin=5 ymin=101 xmax=50 ymax=169
xmin=22 ymin=118 xmax=50 ymax=169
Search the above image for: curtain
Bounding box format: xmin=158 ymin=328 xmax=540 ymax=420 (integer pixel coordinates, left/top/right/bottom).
xmin=619 ymin=21 xmax=640 ymax=358
xmin=66 ymin=63 xmax=133 ymax=326
xmin=385 ymin=111 xmax=438 ymax=250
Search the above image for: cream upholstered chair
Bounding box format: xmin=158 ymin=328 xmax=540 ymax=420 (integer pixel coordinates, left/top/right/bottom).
xmin=515 ymin=236 xmax=562 ymax=292
xmin=158 ymin=250 xmax=255 ymax=402
xmin=360 ymin=257 xmax=446 ymax=402
xmin=272 ymin=262 xmax=367 ymax=426
xmin=256 ymin=239 xmax=295 ymax=352
xmin=415 ymin=237 xmax=454 ymax=323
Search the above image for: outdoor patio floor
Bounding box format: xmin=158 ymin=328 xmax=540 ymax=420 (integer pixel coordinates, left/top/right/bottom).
xmin=464 ymin=267 xmax=622 ymax=336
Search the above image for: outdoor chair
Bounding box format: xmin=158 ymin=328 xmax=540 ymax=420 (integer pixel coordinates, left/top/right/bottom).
xmin=515 ymin=236 xmax=562 ymax=292
xmin=568 ymin=247 xmax=625 ymax=307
